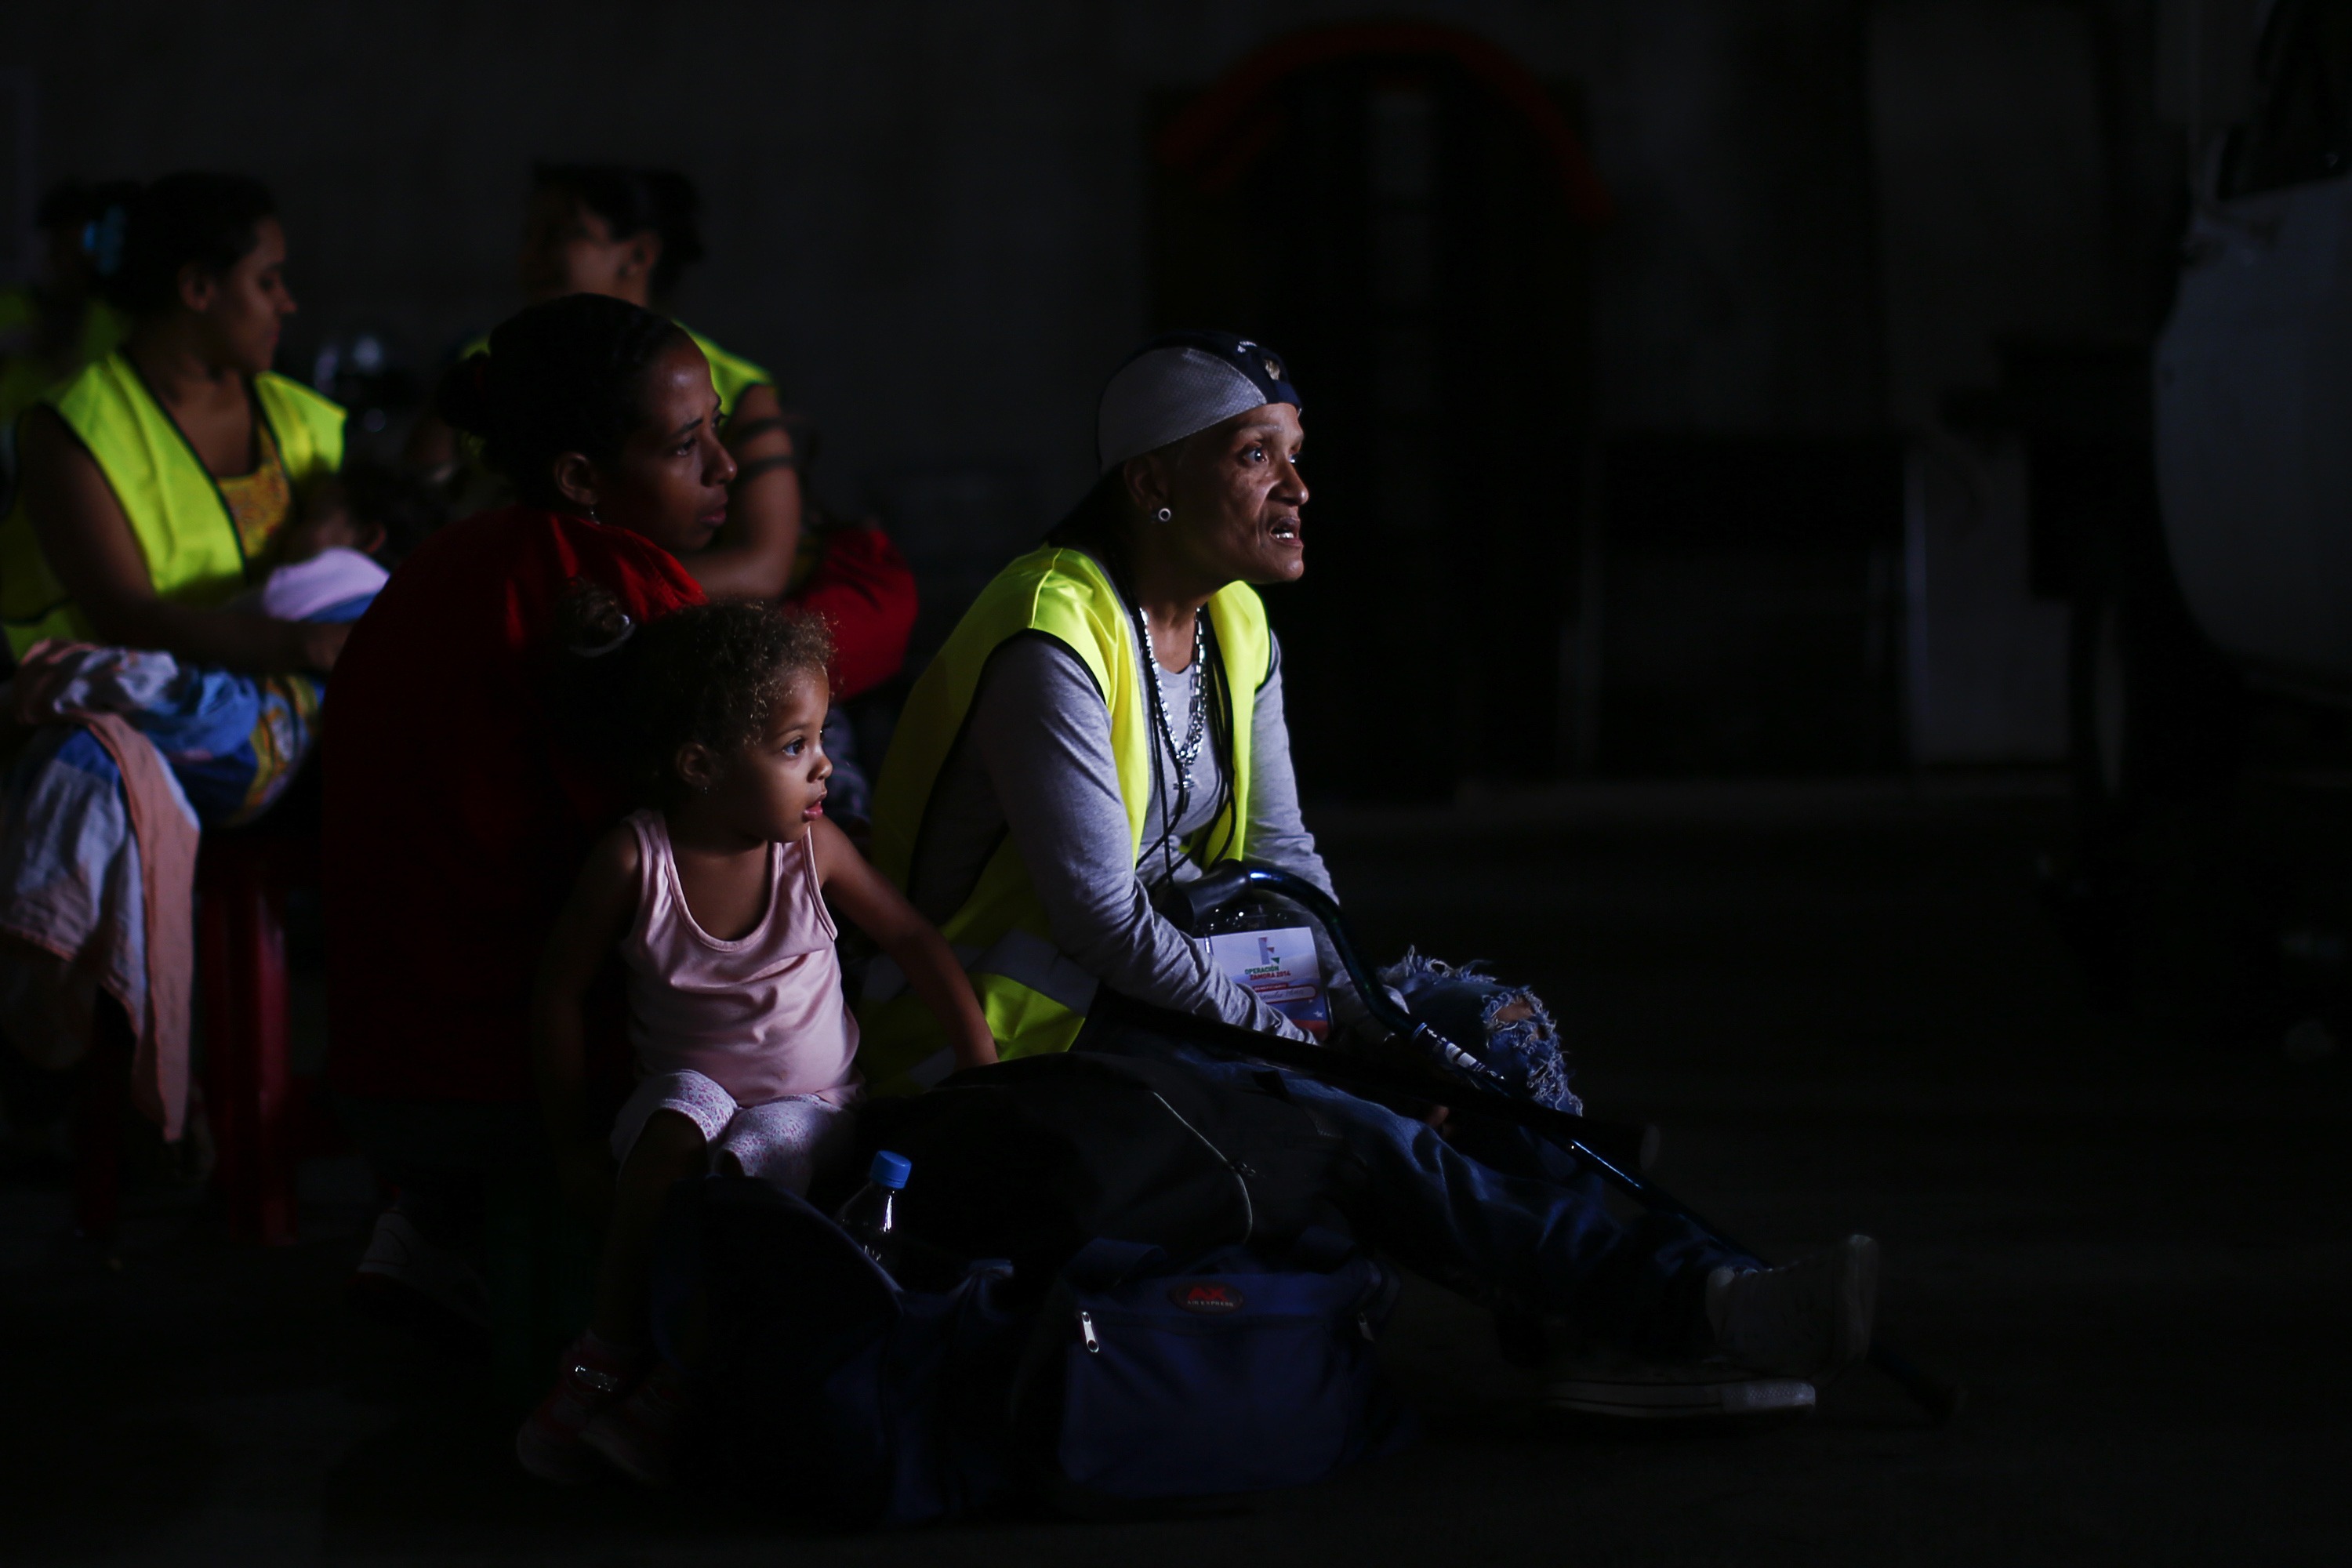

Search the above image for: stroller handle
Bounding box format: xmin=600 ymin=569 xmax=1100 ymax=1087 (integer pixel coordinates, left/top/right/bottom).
xmin=1168 ymin=862 xmax=1965 ymax=1427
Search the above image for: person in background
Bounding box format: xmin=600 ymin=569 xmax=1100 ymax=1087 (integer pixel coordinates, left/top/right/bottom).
xmin=324 ymin=292 xmax=803 ymax=1353
xmin=410 ymin=164 xmax=797 ymax=555
xmin=0 ymin=173 xmax=342 ymax=1148
xmin=0 ymin=180 xmax=135 ymax=434
xmin=518 ymin=590 xmax=991 ymax=1486
xmin=408 ymin=163 xmax=915 ymax=811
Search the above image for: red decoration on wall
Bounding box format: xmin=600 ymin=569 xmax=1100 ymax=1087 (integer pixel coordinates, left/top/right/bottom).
xmin=1152 ymin=21 xmax=1614 ymax=224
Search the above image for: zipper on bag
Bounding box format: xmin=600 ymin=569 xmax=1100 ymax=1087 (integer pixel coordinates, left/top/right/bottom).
xmin=1079 ymin=1310 xmax=1100 ymax=1354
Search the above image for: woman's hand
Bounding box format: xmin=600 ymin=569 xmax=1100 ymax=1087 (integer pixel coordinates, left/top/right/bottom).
xmin=20 ymin=408 xmax=355 ymax=675
xmin=682 ymin=383 xmax=801 ymax=602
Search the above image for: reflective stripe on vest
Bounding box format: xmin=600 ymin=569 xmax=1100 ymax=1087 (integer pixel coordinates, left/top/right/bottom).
xmin=854 ymin=546 xmax=1271 ymax=1094
xmin=861 ymin=927 xmax=1103 ymax=1091
xmin=0 ymin=353 xmax=345 ymax=659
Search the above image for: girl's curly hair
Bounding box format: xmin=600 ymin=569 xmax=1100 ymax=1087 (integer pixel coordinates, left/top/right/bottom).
xmin=550 ymin=582 xmax=834 ymax=799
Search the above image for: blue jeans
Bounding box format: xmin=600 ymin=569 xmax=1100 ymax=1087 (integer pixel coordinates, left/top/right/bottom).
xmin=1079 ymin=1014 xmax=1753 ymax=1360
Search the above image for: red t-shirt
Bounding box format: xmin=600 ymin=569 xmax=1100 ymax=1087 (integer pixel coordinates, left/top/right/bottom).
xmin=322 ymin=506 xmax=705 ymax=1103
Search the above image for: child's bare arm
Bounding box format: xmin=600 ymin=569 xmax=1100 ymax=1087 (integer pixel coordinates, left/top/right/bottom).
xmin=532 ymin=824 xmax=642 ymax=1213
xmin=811 ymin=817 xmax=999 ymax=1071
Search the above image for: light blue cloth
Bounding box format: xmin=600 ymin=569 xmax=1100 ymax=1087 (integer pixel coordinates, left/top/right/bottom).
xmin=0 ymin=584 xmax=378 ymax=1069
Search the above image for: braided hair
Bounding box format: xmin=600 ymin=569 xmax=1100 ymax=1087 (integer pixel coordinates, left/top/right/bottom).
xmin=434 ymin=294 xmax=688 ymax=506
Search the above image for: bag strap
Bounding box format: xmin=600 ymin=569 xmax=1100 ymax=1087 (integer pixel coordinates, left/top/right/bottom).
xmin=1061 ymin=1238 xmax=1167 ymax=1290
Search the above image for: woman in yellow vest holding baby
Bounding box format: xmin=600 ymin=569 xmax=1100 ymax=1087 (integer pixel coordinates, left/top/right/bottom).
xmin=1 ymin=172 xmax=343 ymax=669
xmin=0 ymin=172 xmax=343 ymax=1144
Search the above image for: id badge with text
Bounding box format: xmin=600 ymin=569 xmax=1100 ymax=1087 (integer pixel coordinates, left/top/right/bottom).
xmin=1206 ymin=925 xmax=1330 ymax=1038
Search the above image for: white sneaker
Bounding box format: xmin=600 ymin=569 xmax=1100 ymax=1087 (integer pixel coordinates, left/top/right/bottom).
xmin=1708 ymin=1235 xmax=1879 ymax=1380
xmin=349 ymin=1207 xmax=492 ymax=1356
xmin=1544 ymin=1355 xmax=1817 ymax=1421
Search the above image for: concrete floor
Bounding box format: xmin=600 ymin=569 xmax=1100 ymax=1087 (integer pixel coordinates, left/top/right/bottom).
xmin=4 ymin=779 xmax=2347 ymax=1566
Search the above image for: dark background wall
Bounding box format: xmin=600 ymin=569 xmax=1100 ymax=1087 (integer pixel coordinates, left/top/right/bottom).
xmin=2 ymin=2 xmax=2064 ymax=491
xmin=0 ymin=0 xmax=2193 ymax=784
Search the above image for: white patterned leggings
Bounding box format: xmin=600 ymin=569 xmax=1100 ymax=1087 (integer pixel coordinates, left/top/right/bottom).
xmin=609 ymin=1069 xmax=858 ymax=1196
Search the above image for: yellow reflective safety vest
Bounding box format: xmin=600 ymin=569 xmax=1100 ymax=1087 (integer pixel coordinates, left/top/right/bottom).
xmin=0 ymin=353 xmax=345 ymax=659
xmin=0 ymin=290 xmax=126 ymax=426
xmin=684 ymin=328 xmax=771 ymax=424
xmin=855 ymin=546 xmax=1272 ymax=1094
xmin=458 ymin=322 xmax=771 ymax=423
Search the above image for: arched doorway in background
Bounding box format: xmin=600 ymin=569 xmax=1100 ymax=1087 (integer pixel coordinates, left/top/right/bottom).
xmin=1149 ymin=23 xmax=1606 ymax=801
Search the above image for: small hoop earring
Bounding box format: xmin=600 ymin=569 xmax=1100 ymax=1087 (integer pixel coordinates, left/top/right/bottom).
xmin=1154 ymin=506 xmax=1173 ymax=524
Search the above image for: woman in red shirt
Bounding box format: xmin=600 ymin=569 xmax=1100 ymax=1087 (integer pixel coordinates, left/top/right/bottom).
xmin=323 ymin=293 xmax=790 ymax=1344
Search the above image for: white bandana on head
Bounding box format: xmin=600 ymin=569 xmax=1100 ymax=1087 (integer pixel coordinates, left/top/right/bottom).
xmin=1095 ymin=332 xmax=1301 ymax=473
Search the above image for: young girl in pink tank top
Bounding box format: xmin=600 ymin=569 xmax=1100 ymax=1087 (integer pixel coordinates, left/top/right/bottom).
xmin=521 ymin=590 xmax=996 ymax=1487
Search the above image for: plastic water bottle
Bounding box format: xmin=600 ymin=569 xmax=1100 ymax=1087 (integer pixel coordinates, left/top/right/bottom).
xmin=837 ymin=1150 xmax=912 ymax=1272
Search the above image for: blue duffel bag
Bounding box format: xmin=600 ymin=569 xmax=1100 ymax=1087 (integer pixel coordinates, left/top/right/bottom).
xmin=1011 ymin=1232 xmax=1415 ymax=1509
xmin=659 ymin=1176 xmax=1031 ymax=1526
xmin=662 ymin=1049 xmax=1419 ymax=1523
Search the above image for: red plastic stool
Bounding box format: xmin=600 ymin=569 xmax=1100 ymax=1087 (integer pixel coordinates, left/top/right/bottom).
xmin=195 ymin=822 xmax=319 ymax=1246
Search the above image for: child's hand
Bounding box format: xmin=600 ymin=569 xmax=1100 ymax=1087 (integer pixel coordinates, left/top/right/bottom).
xmin=556 ymin=1140 xmax=615 ymax=1223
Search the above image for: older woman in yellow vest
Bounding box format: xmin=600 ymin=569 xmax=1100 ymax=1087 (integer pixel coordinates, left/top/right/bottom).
xmin=859 ymin=332 xmax=1318 ymax=1089
xmin=860 ymin=333 xmax=1884 ymax=1418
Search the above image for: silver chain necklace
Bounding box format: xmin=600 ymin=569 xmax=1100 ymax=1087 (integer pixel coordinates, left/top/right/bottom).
xmin=1135 ymin=604 xmax=1208 ymax=800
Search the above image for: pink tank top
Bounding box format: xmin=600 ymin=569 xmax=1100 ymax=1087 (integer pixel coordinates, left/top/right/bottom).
xmin=619 ymin=809 xmax=858 ymax=1105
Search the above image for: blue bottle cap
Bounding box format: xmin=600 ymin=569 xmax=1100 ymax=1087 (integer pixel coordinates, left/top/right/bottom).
xmin=869 ymin=1150 xmax=912 ymax=1190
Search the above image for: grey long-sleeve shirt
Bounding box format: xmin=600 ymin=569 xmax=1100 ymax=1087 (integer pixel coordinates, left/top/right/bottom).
xmin=905 ymin=589 xmax=1341 ymax=1040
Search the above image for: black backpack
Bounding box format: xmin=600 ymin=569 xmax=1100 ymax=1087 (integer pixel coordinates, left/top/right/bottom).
xmin=849 ymin=1049 xmax=1357 ymax=1293
xmin=658 ymin=1050 xmax=1408 ymax=1523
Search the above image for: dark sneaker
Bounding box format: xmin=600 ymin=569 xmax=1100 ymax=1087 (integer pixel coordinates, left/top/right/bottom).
xmin=516 ymin=1334 xmax=639 ymax=1485
xmin=1544 ymin=1352 xmax=1817 ymax=1420
xmin=580 ymin=1363 xmax=691 ymax=1486
xmin=1709 ymin=1234 xmax=1880 ymax=1380
xmin=348 ymin=1209 xmax=491 ymax=1359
